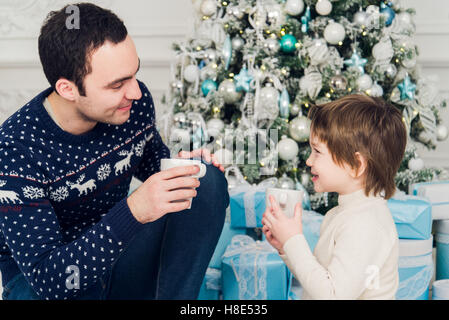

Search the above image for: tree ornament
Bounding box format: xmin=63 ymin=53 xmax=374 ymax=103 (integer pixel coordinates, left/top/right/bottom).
xmin=278 ymin=173 xmax=295 ymax=189
xmin=214 ymin=148 xmax=234 ymax=167
xmin=264 ymin=38 xmax=281 ymax=55
xmin=408 ymin=157 xmax=424 ymax=171
xmin=289 ymin=115 xmax=311 ymax=142
xmin=201 ymin=79 xmax=218 ymax=96
xmin=277 ymin=135 xmax=299 ymax=161
xmin=234 ymin=67 xmax=254 ymax=92
xmin=206 ymin=118 xmax=225 ymax=139
xmin=279 ymin=88 xmax=290 ymax=119
xmin=354 ymin=9 xmax=369 ymax=26
xmin=301 ymin=6 xmax=311 ymax=33
xmin=308 ymin=38 xmax=330 ymax=65
xmin=204 ymin=49 xmax=217 ymax=61
xmin=436 ymin=124 xmax=449 ymax=141
xmin=284 ymin=0 xmax=304 ymax=16
xmin=397 ymin=75 xmax=416 ymax=100
xmin=316 ymin=0 xmax=332 ymax=16
xmin=222 ymin=35 xmax=232 ymax=70
xmin=344 ymin=51 xmax=368 ymax=74
xmin=170 ymin=128 xmax=191 ymax=145
xmin=218 ymin=79 xmax=242 ymax=104
xmin=380 ymin=2 xmax=395 ymax=26
xmin=384 ymin=64 xmax=397 ymax=79
xmin=231 ymin=36 xmax=245 ymax=50
xmin=260 ymin=83 xmax=279 ymax=108
xmin=290 ymin=104 xmax=301 ymax=116
xmin=367 ymin=82 xmax=384 ymax=97
xmin=171 ymin=80 xmax=184 ymax=92
xmin=227 ymin=6 xmax=244 ymax=19
xmin=324 ymin=21 xmax=345 ymax=45
xmin=330 ymin=74 xmax=348 ymax=91
xmin=372 ymin=38 xmax=394 ymax=62
xmin=356 ymin=74 xmax=373 ymax=91
xmin=200 ymin=0 xmax=217 ymax=17
xmin=184 ymin=64 xmax=200 ymax=83
xmin=280 ymin=34 xmax=298 ymax=53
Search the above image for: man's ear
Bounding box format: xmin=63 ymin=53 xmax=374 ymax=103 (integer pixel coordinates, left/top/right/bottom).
xmin=351 ymin=152 xmax=367 ymax=178
xmin=54 ymin=78 xmax=79 ymax=101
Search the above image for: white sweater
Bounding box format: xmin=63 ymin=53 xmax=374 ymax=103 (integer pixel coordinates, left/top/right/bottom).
xmin=280 ymin=189 xmax=399 ymax=300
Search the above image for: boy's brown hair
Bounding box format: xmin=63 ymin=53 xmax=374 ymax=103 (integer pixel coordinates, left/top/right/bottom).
xmin=307 ymin=94 xmax=407 ymax=199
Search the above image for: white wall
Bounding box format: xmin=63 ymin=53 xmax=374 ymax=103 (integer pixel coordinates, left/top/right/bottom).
xmin=0 ymin=0 xmax=448 ymax=170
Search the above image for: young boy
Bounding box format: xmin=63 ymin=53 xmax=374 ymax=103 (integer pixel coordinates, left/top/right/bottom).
xmin=262 ymin=94 xmax=407 ymax=299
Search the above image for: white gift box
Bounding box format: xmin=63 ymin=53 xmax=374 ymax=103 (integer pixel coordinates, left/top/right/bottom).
xmin=396 ymin=236 xmax=434 ymax=300
xmin=409 ymin=181 xmax=449 ymax=220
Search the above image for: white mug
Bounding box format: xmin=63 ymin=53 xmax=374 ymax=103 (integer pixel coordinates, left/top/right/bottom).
xmin=265 ymin=187 xmax=303 ymax=218
xmin=160 ymin=158 xmax=207 ymax=209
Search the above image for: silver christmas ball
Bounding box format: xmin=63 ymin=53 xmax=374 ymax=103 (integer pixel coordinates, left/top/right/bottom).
xmin=436 ymin=124 xmax=449 ymax=141
xmin=289 ymin=116 xmax=311 ymax=142
xmin=277 ymin=135 xmax=299 ymax=161
xmin=259 ymin=84 xmax=279 ymax=108
xmin=290 ymin=104 xmax=301 ymax=116
xmin=264 ymin=38 xmax=281 ymax=55
xmin=284 ymin=0 xmax=304 ymax=16
xmin=384 ymin=64 xmax=397 ymax=79
xmin=184 ymin=64 xmax=199 ymax=83
xmin=218 ymin=79 xmax=242 ymax=104
xmin=227 ymin=6 xmax=244 ymax=19
xmin=357 ymin=74 xmax=373 ymax=91
xmin=231 ymin=36 xmax=245 ymax=50
xmin=278 ymin=174 xmax=295 ymax=189
xmin=324 ymin=21 xmax=346 ymax=45
xmin=316 ymin=0 xmax=332 ymax=16
xmin=367 ymin=83 xmax=384 ymax=97
xmin=200 ymin=0 xmax=217 ymax=16
xmin=330 ymin=74 xmax=348 ymax=91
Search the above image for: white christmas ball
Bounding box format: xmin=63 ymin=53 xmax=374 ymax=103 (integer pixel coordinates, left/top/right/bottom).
xmin=277 ymin=135 xmax=299 ymax=161
xmin=436 ymin=124 xmax=449 ymax=141
xmin=204 ymin=49 xmax=217 ymax=61
xmin=289 ymin=116 xmax=311 ymax=142
xmin=316 ymin=0 xmax=332 ymax=16
xmin=184 ymin=65 xmax=199 ymax=83
xmin=232 ymin=37 xmax=245 ymax=50
xmin=259 ymin=84 xmax=280 ymax=108
xmin=397 ymin=12 xmax=413 ymax=26
xmin=218 ymin=79 xmax=242 ymax=104
xmin=290 ymin=104 xmax=301 ymax=116
xmin=284 ymin=0 xmax=304 ymax=16
xmin=214 ymin=148 xmax=234 ymax=167
xmin=200 ymin=0 xmax=217 ymax=16
xmin=324 ymin=22 xmax=346 ymax=45
xmin=264 ymin=38 xmax=281 ymax=54
xmin=228 ymin=6 xmax=244 ymax=19
xmin=367 ymin=83 xmax=384 ymax=97
xmin=357 ymin=74 xmax=373 ymax=91
xmin=308 ymin=38 xmax=329 ymax=65
xmin=170 ymin=128 xmax=191 ymax=145
xmin=206 ymin=118 xmax=224 ymax=138
xmin=278 ymin=174 xmax=295 ymax=189
xmin=372 ymin=39 xmax=394 ymax=61
xmin=354 ymin=10 xmax=369 ymax=26
xmin=408 ymin=158 xmax=424 ymax=171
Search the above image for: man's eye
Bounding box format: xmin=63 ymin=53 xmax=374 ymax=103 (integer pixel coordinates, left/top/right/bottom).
xmin=112 ymin=83 xmax=123 ymax=90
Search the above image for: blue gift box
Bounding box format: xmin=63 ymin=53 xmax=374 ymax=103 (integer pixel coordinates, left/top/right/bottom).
xmin=198 ymin=268 xmax=222 ymax=300
xmin=209 ymin=221 xmax=247 ymax=268
xmin=221 ymin=235 xmax=292 ymax=300
xmin=387 ymin=193 xmax=432 ymax=240
xmin=409 ymin=181 xmax=449 ymax=220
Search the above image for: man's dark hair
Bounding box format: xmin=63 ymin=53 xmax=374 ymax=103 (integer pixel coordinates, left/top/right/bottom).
xmin=38 ymin=2 xmax=128 ymax=96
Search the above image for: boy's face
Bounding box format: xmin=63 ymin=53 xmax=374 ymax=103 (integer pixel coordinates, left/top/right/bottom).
xmin=306 ymin=133 xmax=360 ymax=195
xmin=75 ymin=35 xmax=142 ymax=125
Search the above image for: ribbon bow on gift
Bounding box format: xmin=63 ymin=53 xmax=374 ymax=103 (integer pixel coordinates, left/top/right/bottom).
xmin=223 ymin=235 xmax=287 ymax=300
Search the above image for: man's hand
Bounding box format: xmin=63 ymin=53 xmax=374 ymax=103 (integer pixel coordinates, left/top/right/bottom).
xmin=177 ymin=148 xmax=225 ymax=173
xmin=127 ymin=165 xmax=201 ymax=224
xmin=262 ymin=195 xmax=303 ymax=251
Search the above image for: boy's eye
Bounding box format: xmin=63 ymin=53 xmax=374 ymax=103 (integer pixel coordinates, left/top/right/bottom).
xmin=314 ymin=148 xmax=320 ymax=154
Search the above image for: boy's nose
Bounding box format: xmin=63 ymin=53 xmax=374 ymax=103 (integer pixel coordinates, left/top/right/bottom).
xmin=306 ymin=156 xmax=312 ymax=167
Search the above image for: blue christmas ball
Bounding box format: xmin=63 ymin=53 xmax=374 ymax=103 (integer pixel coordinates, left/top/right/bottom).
xmin=201 ymin=79 xmax=218 ymax=96
xmin=380 ymin=4 xmax=395 ymax=26
xmin=279 ymin=34 xmax=297 ymax=53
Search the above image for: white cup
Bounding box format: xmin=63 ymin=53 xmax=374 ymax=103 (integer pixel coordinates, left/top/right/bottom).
xmin=265 ymin=187 xmax=303 ymax=218
xmin=160 ymin=158 xmax=207 ymax=209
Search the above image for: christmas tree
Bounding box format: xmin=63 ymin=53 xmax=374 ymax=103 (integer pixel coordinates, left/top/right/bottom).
xmin=160 ymin=0 xmax=448 ymax=214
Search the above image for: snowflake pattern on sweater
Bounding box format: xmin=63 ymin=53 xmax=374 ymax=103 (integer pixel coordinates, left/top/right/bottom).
xmin=0 ymin=81 xmax=169 ymax=299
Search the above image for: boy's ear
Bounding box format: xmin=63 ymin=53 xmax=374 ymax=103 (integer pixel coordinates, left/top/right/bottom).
xmin=54 ymin=78 xmax=79 ymax=101
xmin=351 ymin=152 xmax=367 ymax=178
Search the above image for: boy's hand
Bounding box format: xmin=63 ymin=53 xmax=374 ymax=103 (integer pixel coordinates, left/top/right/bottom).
xmin=262 ymin=195 xmax=303 ymax=249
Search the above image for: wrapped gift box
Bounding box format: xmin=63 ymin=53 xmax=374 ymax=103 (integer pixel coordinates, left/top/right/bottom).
xmin=387 ymin=193 xmax=432 ymax=240
xmin=222 ymin=235 xmax=292 ymax=300
xmin=409 ymin=181 xmax=449 ymax=220
xmin=198 ymin=268 xmax=222 ymax=300
xmin=434 ymin=220 xmax=449 ymax=281
xmin=396 ymin=236 xmax=433 ymax=300
xmin=209 ymin=221 xmax=246 ymax=269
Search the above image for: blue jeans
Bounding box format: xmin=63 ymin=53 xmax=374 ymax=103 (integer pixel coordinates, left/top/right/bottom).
xmin=2 ymin=162 xmax=229 ymax=300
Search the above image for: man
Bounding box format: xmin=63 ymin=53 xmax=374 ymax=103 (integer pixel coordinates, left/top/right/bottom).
xmin=0 ymin=3 xmax=229 ymax=300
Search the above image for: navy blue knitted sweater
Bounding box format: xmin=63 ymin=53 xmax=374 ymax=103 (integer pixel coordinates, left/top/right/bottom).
xmin=0 ymin=81 xmax=170 ymax=299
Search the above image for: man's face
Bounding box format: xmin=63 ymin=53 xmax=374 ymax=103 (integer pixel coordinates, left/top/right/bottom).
xmin=76 ymin=35 xmax=142 ymax=125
